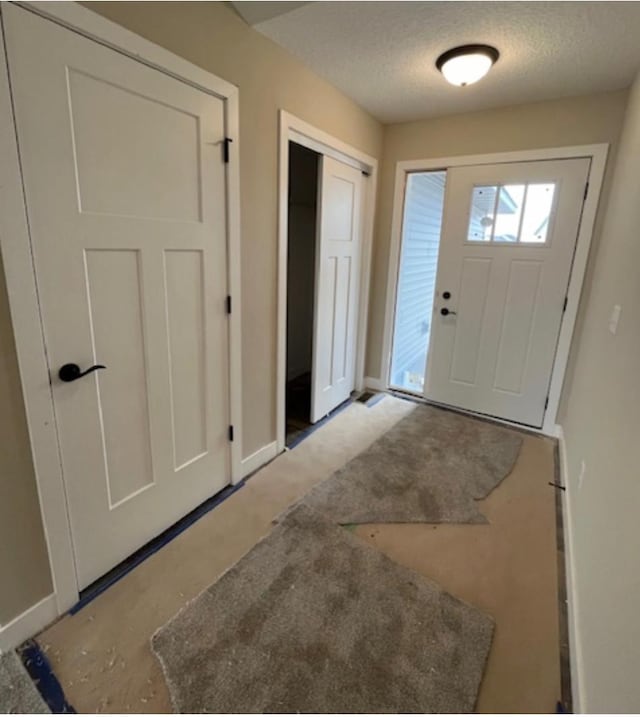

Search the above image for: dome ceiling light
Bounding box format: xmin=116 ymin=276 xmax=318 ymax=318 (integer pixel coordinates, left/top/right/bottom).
xmin=436 ymin=44 xmax=500 ymax=87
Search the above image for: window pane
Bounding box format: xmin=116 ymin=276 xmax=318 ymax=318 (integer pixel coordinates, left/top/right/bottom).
xmin=493 ymin=184 xmax=525 ymax=242
xmin=390 ymin=171 xmax=447 ymax=393
xmin=467 ymin=185 xmax=497 ymax=241
xmin=521 ymin=183 xmax=555 ymax=243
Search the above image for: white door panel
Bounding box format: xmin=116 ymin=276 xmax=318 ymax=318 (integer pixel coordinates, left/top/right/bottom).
xmin=426 ymin=158 xmax=590 ymax=427
xmin=5 ymin=5 xmax=231 ymax=588
xmin=311 ymin=157 xmax=363 ymax=422
xmin=449 ymin=257 xmax=492 ymax=385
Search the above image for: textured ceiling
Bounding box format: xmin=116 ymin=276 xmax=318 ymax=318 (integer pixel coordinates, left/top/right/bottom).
xmin=253 ymin=1 xmax=640 ymax=123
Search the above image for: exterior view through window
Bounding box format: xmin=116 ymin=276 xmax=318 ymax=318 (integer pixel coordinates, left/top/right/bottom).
xmin=467 ymin=182 xmax=556 ymax=243
xmin=390 ymin=171 xmax=447 ymax=393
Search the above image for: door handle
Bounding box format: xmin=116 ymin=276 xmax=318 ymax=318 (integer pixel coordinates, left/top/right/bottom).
xmin=440 ymin=307 xmax=457 ymax=316
xmin=58 ymin=363 xmax=106 ymax=382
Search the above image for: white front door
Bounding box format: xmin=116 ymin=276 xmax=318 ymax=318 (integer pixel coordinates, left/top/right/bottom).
xmin=5 ymin=6 xmax=232 ymax=588
xmin=311 ymin=156 xmax=363 ymax=422
xmin=426 ymin=158 xmax=590 ymax=427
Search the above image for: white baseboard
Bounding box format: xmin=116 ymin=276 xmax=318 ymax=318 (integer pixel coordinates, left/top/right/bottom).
xmin=363 ymin=376 xmax=385 ymax=391
xmin=557 ymin=425 xmax=585 ymax=713
xmin=240 ymin=440 xmax=279 ymax=480
xmin=0 ymin=593 xmax=57 ymax=652
xmin=550 ymin=422 xmax=563 ymax=438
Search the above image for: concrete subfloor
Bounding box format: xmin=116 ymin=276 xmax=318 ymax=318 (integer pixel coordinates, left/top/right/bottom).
xmin=37 ymin=396 xmax=560 ymax=713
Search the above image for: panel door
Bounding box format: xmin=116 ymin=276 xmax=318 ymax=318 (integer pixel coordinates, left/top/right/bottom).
xmin=4 ymin=5 xmax=231 ymax=588
xmin=311 ymin=156 xmax=363 ymax=422
xmin=426 ymin=158 xmax=590 ymax=427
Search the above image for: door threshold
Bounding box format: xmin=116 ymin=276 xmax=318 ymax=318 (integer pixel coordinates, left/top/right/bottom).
xmin=386 ymin=388 xmax=549 ymax=438
xmin=69 ymin=481 xmax=244 ymax=615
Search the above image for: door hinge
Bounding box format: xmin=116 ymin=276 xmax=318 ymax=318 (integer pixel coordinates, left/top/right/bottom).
xmin=228 ymin=425 xmax=234 ymax=442
xmin=563 ymin=296 xmax=568 ymax=313
xmin=223 ymin=137 xmax=233 ymax=163
xmin=544 ymin=396 xmax=549 ymax=410
xmin=361 ymin=169 xmax=370 ymax=177
xmin=583 ymin=181 xmax=589 ymax=200
xmin=226 ymin=295 xmax=232 ymax=314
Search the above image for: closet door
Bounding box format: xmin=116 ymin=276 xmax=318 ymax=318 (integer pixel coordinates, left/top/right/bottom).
xmin=4 ymin=4 xmax=232 ymax=588
xmin=310 ymin=156 xmax=363 ymax=422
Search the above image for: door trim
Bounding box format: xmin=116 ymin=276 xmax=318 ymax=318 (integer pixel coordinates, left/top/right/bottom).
xmin=380 ymin=145 xmax=609 ymax=436
xmin=276 ymin=110 xmax=378 ymax=453
xmin=0 ymin=1 xmax=243 ymax=628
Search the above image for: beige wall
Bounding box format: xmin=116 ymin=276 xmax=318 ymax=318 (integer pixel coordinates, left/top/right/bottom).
xmin=0 ymin=253 xmax=52 ymax=625
xmin=0 ymin=2 xmax=381 ymax=624
xmin=560 ymin=72 xmax=640 ymax=712
xmin=366 ymin=90 xmax=629 ymax=383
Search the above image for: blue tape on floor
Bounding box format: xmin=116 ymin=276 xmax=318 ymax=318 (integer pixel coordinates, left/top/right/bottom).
xmin=18 ymin=640 xmax=75 ymax=713
xmin=70 ymin=480 xmax=245 ymax=615
xmin=287 ymin=396 xmax=354 ymax=450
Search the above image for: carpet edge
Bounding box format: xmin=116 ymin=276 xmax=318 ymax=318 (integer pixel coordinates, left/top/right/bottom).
xmin=151 ymin=504 xmax=496 ymax=713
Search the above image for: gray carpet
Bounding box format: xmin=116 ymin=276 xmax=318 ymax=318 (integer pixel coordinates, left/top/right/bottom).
xmin=303 ymin=404 xmax=522 ymax=524
xmin=0 ymin=650 xmax=49 ymax=714
xmin=152 ymin=504 xmax=494 ymax=713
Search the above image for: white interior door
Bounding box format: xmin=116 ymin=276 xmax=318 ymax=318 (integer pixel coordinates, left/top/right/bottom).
xmin=311 ymin=156 xmax=363 ymax=423
xmin=426 ymin=158 xmax=590 ymax=427
xmin=5 ymin=6 xmax=231 ymax=589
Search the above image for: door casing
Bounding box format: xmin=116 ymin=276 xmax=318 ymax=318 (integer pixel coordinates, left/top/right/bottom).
xmin=277 ymin=111 xmax=378 ymax=453
xmin=380 ymin=145 xmax=609 ymax=437
xmin=0 ymin=0 xmax=243 ymax=631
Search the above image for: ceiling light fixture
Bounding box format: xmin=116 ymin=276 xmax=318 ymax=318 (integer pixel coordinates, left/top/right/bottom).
xmin=436 ymin=44 xmax=499 ymax=87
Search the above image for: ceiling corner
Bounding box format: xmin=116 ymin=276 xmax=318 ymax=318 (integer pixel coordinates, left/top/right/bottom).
xmin=229 ymin=2 xmax=310 ymax=27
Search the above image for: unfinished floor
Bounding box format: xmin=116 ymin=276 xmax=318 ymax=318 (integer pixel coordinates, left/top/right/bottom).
xmin=37 ymin=395 xmax=560 ymax=713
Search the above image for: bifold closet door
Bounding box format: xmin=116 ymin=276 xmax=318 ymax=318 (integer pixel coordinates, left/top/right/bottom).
xmin=310 ymin=156 xmax=364 ymax=423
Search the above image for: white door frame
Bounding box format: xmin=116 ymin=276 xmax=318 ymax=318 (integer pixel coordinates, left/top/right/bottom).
xmin=380 ymin=144 xmax=609 ymax=436
xmin=277 ymin=110 xmax=378 ymax=452
xmin=0 ymin=0 xmax=243 ymax=629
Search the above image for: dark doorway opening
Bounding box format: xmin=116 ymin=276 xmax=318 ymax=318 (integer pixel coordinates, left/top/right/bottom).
xmin=286 ymin=142 xmax=320 ymax=446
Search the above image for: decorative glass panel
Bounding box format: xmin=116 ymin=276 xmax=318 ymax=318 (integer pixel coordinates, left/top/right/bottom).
xmin=520 ymin=183 xmax=555 ymax=243
xmin=467 ymin=185 xmax=497 ymax=241
xmin=493 ymin=184 xmax=525 ymax=243
xmin=467 ymin=182 xmax=556 ymax=244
